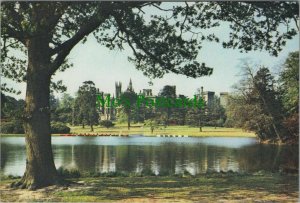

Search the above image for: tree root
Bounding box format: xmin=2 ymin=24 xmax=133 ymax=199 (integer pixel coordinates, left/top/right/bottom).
xmin=11 ymin=179 xmax=38 ymax=190
xmin=10 ymin=177 xmax=70 ymax=190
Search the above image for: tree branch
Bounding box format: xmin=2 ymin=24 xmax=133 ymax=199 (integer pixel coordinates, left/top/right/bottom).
xmin=151 ymin=4 xmax=174 ymax=12
xmin=1 ymin=25 xmax=25 ymax=44
xmin=49 ymin=11 xmax=109 ymax=75
xmin=180 ymin=2 xmax=189 ymax=36
xmin=114 ymin=14 xmax=179 ymax=74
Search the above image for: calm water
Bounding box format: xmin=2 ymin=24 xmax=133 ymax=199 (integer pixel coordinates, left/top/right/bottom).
xmin=1 ymin=136 xmax=298 ymax=176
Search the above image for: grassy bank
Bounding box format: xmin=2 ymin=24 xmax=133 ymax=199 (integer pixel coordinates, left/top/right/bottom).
xmin=69 ymin=124 xmax=255 ymax=137
xmin=1 ymin=125 xmax=255 ymax=137
xmin=0 ymin=173 xmax=298 ymax=202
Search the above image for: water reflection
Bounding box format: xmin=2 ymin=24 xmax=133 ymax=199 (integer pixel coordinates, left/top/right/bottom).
xmin=1 ymin=137 xmax=298 ymax=176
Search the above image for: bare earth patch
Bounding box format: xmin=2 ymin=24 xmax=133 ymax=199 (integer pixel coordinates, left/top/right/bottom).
xmin=1 ymin=184 xmax=50 ymax=202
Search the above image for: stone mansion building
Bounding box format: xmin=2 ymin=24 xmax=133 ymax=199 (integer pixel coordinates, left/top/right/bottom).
xmin=98 ymin=79 xmax=229 ymax=121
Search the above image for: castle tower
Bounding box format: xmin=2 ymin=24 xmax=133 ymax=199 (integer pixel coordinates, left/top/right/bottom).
xmin=115 ymin=81 xmax=122 ymax=98
xmin=220 ymin=92 xmax=229 ymax=108
xmin=143 ymin=89 xmax=153 ymax=97
xmin=127 ymin=78 xmax=134 ymax=92
xmin=199 ymin=86 xmax=214 ymax=108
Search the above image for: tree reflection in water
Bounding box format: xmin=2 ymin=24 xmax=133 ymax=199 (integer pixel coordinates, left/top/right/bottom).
xmin=1 ymin=137 xmax=298 ymax=176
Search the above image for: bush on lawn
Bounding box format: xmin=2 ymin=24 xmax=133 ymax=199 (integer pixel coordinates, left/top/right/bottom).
xmin=51 ymin=122 xmax=70 ymax=134
xmin=99 ymin=120 xmax=115 ymax=128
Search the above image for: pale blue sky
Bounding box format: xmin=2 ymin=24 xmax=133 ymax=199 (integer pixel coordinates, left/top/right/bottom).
xmin=53 ymin=34 xmax=298 ymax=98
xmin=4 ymin=3 xmax=299 ymax=100
xmin=9 ymin=33 xmax=298 ymax=100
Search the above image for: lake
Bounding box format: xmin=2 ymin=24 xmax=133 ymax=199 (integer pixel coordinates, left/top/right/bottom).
xmin=1 ymin=136 xmax=298 ymax=176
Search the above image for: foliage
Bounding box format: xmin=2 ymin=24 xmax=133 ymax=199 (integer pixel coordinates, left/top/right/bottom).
xmin=49 ymin=94 xmax=60 ymax=122
xmin=50 ymin=122 xmax=71 ymax=134
xmin=185 ymin=95 xmax=207 ymax=131
xmin=253 ymin=67 xmax=293 ymax=141
xmin=157 ymin=85 xmax=177 ymax=125
xmin=159 ymin=85 xmax=176 ymax=98
xmin=74 ymin=81 xmax=99 ymax=131
xmin=99 ymin=120 xmax=115 ymax=128
xmin=1 ymin=93 xmax=25 ymax=121
xmin=57 ymin=93 xmax=75 ymax=124
xmin=141 ymin=168 xmax=156 ymax=176
xmin=1 ymin=93 xmax=25 ymax=134
xmin=119 ymin=90 xmax=138 ymax=129
xmin=116 ymin=109 xmax=128 ymax=124
xmin=278 ymin=52 xmax=299 ymax=137
xmin=1 ymin=120 xmax=24 ymax=134
xmin=47 ymin=93 xmax=75 ymax=124
xmin=144 ymin=119 xmax=159 ymax=134
xmin=225 ymin=95 xmax=247 ymax=128
xmin=169 ymin=94 xmax=188 ymax=125
xmin=226 ymin=64 xmax=292 ymax=141
xmin=1 ymin=2 xmax=298 ymax=93
xmin=57 ymin=167 xmax=81 ymax=178
xmin=283 ymin=113 xmax=299 ymax=137
xmin=279 ymin=51 xmax=299 ymax=114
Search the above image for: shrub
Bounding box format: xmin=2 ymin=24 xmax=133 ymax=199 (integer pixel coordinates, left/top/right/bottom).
xmin=57 ymin=167 xmax=81 ymax=178
xmin=141 ymin=168 xmax=156 ymax=176
xmin=283 ymin=113 xmax=299 ymax=137
xmin=99 ymin=120 xmax=115 ymax=128
xmin=1 ymin=121 xmax=70 ymax=134
xmin=50 ymin=122 xmax=70 ymax=134
xmin=1 ymin=120 xmax=24 ymax=134
xmin=183 ymin=169 xmax=193 ymax=176
xmin=224 ymin=118 xmax=235 ymax=128
xmin=158 ymin=169 xmax=172 ymax=176
xmin=100 ymin=171 xmax=129 ymax=177
xmin=216 ymin=118 xmax=225 ymax=127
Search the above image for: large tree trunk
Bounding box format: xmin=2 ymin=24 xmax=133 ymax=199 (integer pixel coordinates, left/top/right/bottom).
xmin=12 ymin=38 xmax=62 ymax=190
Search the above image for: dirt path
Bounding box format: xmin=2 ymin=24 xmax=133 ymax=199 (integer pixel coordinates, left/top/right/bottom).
xmin=1 ymin=185 xmax=46 ymax=202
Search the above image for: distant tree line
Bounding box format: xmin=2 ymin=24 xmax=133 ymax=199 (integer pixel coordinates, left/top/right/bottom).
xmin=64 ymin=82 xmax=226 ymax=131
xmin=2 ymin=52 xmax=297 ymax=141
xmin=1 ymin=93 xmax=25 ymax=133
xmin=0 ymin=82 xmax=226 ymax=133
xmin=1 ymin=93 xmax=71 ymax=134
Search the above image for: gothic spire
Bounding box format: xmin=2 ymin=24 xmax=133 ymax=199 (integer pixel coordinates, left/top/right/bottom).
xmin=127 ymin=78 xmax=134 ymax=92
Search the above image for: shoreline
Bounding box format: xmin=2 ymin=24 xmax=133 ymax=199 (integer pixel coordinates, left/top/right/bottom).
xmin=1 ymin=126 xmax=256 ymax=137
xmin=2 ymin=133 xmax=298 ymax=145
xmin=1 ymin=133 xmax=256 ymax=138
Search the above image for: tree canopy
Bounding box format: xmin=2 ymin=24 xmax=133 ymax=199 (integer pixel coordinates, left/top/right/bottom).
xmin=2 ymin=2 xmax=299 ymax=93
xmin=279 ymin=51 xmax=299 ymax=114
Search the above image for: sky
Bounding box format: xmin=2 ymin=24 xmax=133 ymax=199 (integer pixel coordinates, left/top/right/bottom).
xmin=4 ymin=3 xmax=299 ymax=100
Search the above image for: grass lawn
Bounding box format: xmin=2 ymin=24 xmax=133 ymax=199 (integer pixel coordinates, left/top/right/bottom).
xmin=69 ymin=124 xmax=255 ymax=137
xmin=0 ymin=173 xmax=298 ymax=202
xmin=1 ymin=125 xmax=255 ymax=137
